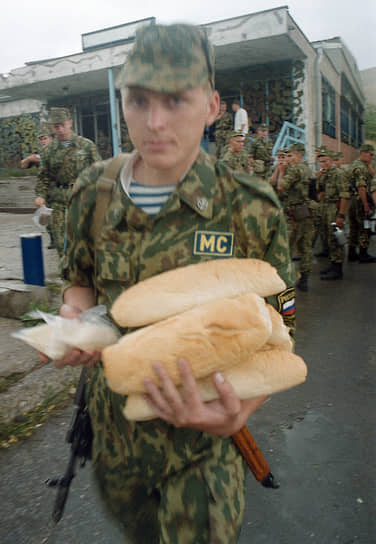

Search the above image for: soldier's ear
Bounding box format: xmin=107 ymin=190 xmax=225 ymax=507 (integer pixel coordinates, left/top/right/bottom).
xmin=206 ymin=90 xmax=220 ymax=126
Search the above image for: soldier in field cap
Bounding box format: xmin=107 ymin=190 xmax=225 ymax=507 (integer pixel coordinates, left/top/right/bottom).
xmin=249 ymin=122 xmax=273 ymax=177
xmin=49 ymin=23 xmax=295 ymax=543
xmin=34 ymin=106 xmax=101 ymax=256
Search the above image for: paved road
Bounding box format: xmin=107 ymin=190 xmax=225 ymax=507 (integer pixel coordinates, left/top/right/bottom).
xmin=0 ymin=239 xmax=375 ymax=544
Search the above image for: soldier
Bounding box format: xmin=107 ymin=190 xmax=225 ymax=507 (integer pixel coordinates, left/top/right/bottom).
xmin=269 ymin=148 xmax=288 ymax=193
xmin=249 ymin=123 xmax=273 ymax=178
xmin=42 ymin=24 xmax=295 ymax=543
xmin=279 ymin=143 xmax=313 ymax=291
xmin=34 ymin=107 xmax=101 ymax=258
xmin=221 ymin=130 xmax=250 ymax=173
xmin=316 ymin=150 xmax=350 ymax=280
xmin=347 ymin=144 xmax=376 ymax=263
xmin=214 ymin=100 xmax=233 ymax=157
xmin=20 ymin=124 xmax=53 ymax=169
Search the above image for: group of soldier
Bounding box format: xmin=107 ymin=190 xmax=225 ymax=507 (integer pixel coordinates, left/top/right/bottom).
xmin=212 ymin=108 xmax=376 ymax=292
xmin=22 ymin=102 xmax=376 ymax=297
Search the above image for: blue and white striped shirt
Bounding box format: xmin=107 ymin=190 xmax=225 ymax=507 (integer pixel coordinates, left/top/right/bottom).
xmin=128 ymin=181 xmax=175 ymax=217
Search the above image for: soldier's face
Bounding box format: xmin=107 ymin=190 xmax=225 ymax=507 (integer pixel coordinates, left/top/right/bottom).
xmin=318 ymin=157 xmax=333 ymax=172
xmin=230 ymin=136 xmax=244 ymax=153
xmin=122 ymin=85 xmax=219 ymax=176
xmin=39 ymin=135 xmax=52 ymax=147
xmin=51 ymin=120 xmax=73 ymax=142
xmin=258 ymin=129 xmax=268 ymax=140
xmin=220 ymin=103 xmax=227 ymax=114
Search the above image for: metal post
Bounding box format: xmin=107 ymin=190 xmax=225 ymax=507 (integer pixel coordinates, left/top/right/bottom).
xmin=107 ymin=67 xmax=119 ymax=156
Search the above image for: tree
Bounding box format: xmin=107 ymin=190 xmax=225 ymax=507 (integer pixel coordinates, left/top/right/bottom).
xmin=365 ymin=104 xmax=376 ymax=143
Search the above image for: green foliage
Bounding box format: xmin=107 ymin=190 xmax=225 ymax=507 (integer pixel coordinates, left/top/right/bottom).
xmin=0 ymin=112 xmax=40 ymax=168
xmin=365 ymin=104 xmax=376 ymax=142
xmin=20 ymin=301 xmax=58 ymax=327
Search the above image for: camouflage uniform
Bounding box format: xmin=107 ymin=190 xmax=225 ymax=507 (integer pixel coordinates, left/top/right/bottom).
xmin=319 ymin=167 xmax=350 ymax=264
xmin=281 ymin=162 xmax=313 ymax=276
xmin=347 ymin=158 xmax=375 ymax=252
xmin=62 ymin=150 xmax=295 ymax=543
xmin=221 ymin=147 xmax=249 ymax=173
xmin=215 ymin=112 xmax=233 ymax=158
xmin=61 ymin=24 xmax=295 ymax=543
xmin=36 ymin=132 xmax=101 ymax=257
xmin=249 ymin=137 xmax=273 ymax=178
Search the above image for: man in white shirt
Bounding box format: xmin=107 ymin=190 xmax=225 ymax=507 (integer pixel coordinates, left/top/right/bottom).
xmin=232 ymin=99 xmax=249 ymax=136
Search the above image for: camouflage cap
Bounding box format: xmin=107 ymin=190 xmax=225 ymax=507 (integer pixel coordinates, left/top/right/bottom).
xmin=315 ymin=145 xmax=328 ymax=154
xmin=360 ymin=143 xmax=374 ymax=153
xmin=48 ymin=107 xmax=71 ymax=124
xmin=289 ymin=142 xmax=305 ymax=153
xmin=228 ymin=130 xmax=244 ymax=140
xmin=257 ymin=123 xmax=269 ymax=131
xmin=317 ymin=149 xmax=334 ymax=159
xmin=116 ymin=24 xmax=215 ymax=93
xmin=276 ymin=147 xmax=288 ymax=156
xmin=332 ymin=151 xmax=343 ymax=160
xmin=37 ymin=124 xmax=51 ymax=138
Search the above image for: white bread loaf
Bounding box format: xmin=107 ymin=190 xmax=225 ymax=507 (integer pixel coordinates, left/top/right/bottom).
xmin=110 ymin=258 xmax=286 ymax=327
xmin=123 ymin=349 xmax=307 ymax=421
xmin=102 ymin=293 xmax=272 ymax=395
xmin=265 ymin=304 xmax=293 ymax=352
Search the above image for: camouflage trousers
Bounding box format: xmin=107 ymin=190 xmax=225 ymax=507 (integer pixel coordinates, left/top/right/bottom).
xmin=348 ymin=197 xmax=371 ymax=250
xmin=287 ymin=214 xmax=314 ymax=274
xmin=320 ymin=202 xmax=344 ymax=263
xmin=88 ymin=365 xmax=247 ymax=543
xmin=48 ymin=201 xmax=66 ymax=258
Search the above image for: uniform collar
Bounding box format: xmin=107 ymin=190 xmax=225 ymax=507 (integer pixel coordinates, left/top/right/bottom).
xmin=120 ymin=149 xmax=216 ymax=221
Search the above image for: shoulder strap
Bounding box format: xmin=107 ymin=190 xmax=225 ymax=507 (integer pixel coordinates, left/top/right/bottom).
xmin=92 ymin=153 xmax=128 ymax=244
xmin=92 ymin=153 xmax=129 ymax=299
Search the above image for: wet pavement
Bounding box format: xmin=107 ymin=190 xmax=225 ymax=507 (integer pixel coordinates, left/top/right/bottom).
xmin=0 ymin=236 xmax=375 ymax=543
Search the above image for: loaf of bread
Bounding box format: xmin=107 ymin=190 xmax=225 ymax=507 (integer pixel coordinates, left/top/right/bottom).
xmin=102 ymin=293 xmax=273 ymax=395
xmin=123 ymin=349 xmax=307 ymax=420
xmin=265 ymin=304 xmax=293 ymax=352
xmin=110 ymin=258 xmax=286 ymax=327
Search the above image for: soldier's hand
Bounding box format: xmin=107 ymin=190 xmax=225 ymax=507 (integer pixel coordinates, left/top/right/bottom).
xmin=143 ymin=358 xmax=266 ymax=437
xmin=37 ymin=303 xmax=101 ymax=368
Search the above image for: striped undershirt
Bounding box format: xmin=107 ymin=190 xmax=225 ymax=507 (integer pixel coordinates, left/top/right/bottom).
xmin=128 ymin=180 xmax=175 ymax=216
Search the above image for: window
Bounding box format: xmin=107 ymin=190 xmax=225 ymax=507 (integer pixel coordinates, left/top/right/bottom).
xmin=322 ymin=77 xmax=336 ymax=138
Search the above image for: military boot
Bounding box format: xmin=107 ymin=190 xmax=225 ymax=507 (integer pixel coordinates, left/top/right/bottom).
xmin=320 ymin=262 xmax=343 ymax=280
xmin=347 ymin=246 xmax=359 ymax=262
xmin=358 ymin=248 xmax=376 ymax=263
xmin=296 ymin=272 xmax=308 ymax=292
xmin=315 ymin=249 xmax=329 ymax=258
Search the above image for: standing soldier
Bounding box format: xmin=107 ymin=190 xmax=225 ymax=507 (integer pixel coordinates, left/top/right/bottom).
xmin=347 ymin=144 xmax=376 ymax=263
xmin=249 ymin=124 xmax=273 ymax=178
xmin=221 ymin=131 xmax=250 ymax=173
xmin=214 ymin=100 xmax=233 ymax=157
xmin=35 ymin=107 xmax=101 ymax=258
xmin=44 ymin=23 xmax=295 ymax=543
xmin=316 ymin=150 xmax=350 ymax=280
xmin=20 ymin=124 xmax=53 ymax=169
xmin=279 ymin=143 xmax=313 ymax=291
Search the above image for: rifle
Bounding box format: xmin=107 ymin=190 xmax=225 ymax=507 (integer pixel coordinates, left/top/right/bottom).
xmin=46 ymin=367 xmax=93 ymax=523
xmin=232 ymin=426 xmax=279 ymax=489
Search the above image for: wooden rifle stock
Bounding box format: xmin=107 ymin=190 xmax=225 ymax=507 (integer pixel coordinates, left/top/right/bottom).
xmin=232 ymin=426 xmax=279 ymax=489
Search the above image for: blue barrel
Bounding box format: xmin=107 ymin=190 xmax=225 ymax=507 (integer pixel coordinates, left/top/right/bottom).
xmin=20 ymin=233 xmax=45 ymax=286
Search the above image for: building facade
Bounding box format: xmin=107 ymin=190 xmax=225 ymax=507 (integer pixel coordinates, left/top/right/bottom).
xmin=0 ymin=8 xmax=365 ymax=168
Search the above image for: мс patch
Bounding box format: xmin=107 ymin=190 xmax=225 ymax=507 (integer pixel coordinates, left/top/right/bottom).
xmin=193 ymin=231 xmax=234 ymax=256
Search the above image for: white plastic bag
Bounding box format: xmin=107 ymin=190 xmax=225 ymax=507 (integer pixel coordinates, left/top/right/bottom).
xmin=32 ymin=205 xmax=53 ymax=229
xmin=12 ymin=305 xmax=121 ymax=360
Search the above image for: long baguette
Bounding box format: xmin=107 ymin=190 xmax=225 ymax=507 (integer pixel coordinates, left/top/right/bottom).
xmin=110 ymin=258 xmax=286 ymax=327
xmin=102 ymin=293 xmax=272 ymax=395
xmin=123 ymin=349 xmax=307 ymax=421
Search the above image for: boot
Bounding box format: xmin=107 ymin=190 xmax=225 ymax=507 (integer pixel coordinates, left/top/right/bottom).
xmin=347 ymin=246 xmax=359 ymax=262
xmin=315 ymin=249 xmax=329 ymax=258
xmin=296 ymin=272 xmax=308 ymax=292
xmin=358 ymin=248 xmax=376 ymax=263
xmin=321 ymin=262 xmax=343 ymax=280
